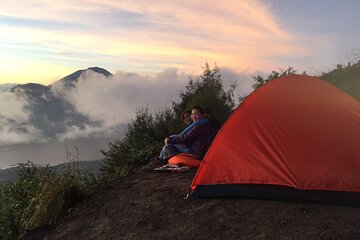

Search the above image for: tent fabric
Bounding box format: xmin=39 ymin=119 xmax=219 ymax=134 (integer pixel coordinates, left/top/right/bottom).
xmin=191 ymin=75 xmax=360 ymax=205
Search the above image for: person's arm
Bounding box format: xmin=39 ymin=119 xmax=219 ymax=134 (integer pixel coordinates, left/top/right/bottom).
xmin=168 ymin=125 xmax=203 ymax=144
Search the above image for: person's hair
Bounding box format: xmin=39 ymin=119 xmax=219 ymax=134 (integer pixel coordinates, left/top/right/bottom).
xmin=181 ymin=110 xmax=191 ymax=120
xmin=192 ymin=105 xmax=205 ymax=115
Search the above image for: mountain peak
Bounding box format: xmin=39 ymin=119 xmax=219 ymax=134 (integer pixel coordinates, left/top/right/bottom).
xmin=11 ymin=82 xmax=49 ymax=95
xmin=87 ymin=67 xmax=112 ymax=77
xmin=50 ymin=67 xmax=113 ymax=89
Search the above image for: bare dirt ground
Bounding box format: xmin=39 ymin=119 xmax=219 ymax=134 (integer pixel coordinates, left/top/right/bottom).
xmin=25 ymin=162 xmax=360 ymax=240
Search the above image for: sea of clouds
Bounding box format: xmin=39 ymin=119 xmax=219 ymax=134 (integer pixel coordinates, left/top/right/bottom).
xmin=0 ymin=68 xmax=253 ymax=167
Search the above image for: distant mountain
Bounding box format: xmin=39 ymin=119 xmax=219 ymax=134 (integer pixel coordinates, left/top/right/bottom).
xmin=320 ymin=61 xmax=360 ymax=101
xmin=0 ymin=167 xmax=18 ymax=186
xmin=0 ymin=159 xmax=104 ymax=186
xmin=8 ymin=67 xmax=112 ymax=139
xmin=50 ymin=66 xmax=113 ymax=89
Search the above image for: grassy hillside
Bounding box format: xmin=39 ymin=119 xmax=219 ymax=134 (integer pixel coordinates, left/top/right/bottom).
xmin=320 ymin=61 xmax=360 ymax=101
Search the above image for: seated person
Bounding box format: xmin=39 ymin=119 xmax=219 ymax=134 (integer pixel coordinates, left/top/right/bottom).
xmin=181 ymin=109 xmax=192 ymax=125
xmin=159 ymin=106 xmax=214 ymax=163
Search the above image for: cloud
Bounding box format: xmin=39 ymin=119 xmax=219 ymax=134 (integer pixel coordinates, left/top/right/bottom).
xmin=0 ymin=67 xmax=254 ymax=146
xmin=63 ymin=68 xmax=190 ymax=129
xmin=0 ymin=91 xmax=29 ymax=123
xmin=56 ymin=124 xmax=116 ymax=142
xmin=0 ymin=84 xmax=16 ymax=93
xmin=220 ymin=68 xmax=254 ymax=98
xmin=0 ymin=121 xmax=44 ymax=146
xmin=50 ymin=67 xmax=254 ymax=140
xmin=0 ymin=0 xmax=316 ymax=84
xmin=0 ymin=67 xmax=256 ymax=170
xmin=0 ymin=90 xmax=44 ymax=146
xmin=60 ymin=67 xmax=254 ymax=131
xmin=0 ymin=14 xmax=88 ymax=30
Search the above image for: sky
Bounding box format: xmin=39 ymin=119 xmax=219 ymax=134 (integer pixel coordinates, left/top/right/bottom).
xmin=1 ymin=0 xmax=360 ymax=85
xmin=1 ymin=0 xmax=360 ymax=167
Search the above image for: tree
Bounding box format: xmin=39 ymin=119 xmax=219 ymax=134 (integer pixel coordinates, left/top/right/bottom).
xmin=173 ymin=62 xmax=236 ymax=125
xmin=101 ymin=108 xmax=158 ymax=180
xmin=251 ymin=67 xmax=297 ymax=90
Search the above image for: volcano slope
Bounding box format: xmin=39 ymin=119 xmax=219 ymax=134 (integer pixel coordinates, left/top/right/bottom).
xmin=25 ymin=164 xmax=360 ymax=240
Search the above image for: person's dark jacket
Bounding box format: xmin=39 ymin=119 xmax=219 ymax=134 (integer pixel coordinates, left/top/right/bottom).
xmin=208 ymin=115 xmax=221 ymax=131
xmin=168 ymin=123 xmax=215 ymax=159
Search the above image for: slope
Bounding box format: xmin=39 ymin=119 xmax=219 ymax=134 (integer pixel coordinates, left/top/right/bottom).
xmin=24 ymin=164 xmax=360 ymax=240
xmin=321 ymin=61 xmax=360 ymax=101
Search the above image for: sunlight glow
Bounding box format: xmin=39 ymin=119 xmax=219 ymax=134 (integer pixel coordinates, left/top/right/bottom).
xmin=1 ymin=0 xmax=356 ymax=83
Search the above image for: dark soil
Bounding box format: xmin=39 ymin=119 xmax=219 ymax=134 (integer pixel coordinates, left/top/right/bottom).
xmin=25 ymin=161 xmax=360 ymax=240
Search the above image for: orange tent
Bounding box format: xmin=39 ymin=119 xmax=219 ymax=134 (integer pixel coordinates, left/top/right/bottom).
xmin=191 ymin=75 xmax=360 ymax=205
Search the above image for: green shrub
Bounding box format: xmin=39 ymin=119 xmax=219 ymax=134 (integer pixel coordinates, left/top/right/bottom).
xmin=320 ymin=60 xmax=360 ymax=101
xmin=0 ymin=161 xmax=97 ymax=240
xmin=0 ymin=162 xmax=53 ymax=239
xmin=100 ymin=108 xmax=175 ymax=181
